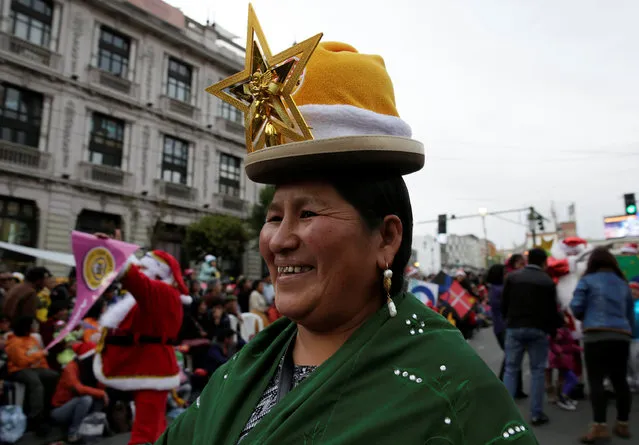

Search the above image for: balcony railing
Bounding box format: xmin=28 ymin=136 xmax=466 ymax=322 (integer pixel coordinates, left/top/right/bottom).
xmin=215 ymin=117 xmax=244 ymax=135
xmin=159 ymin=95 xmax=198 ymax=120
xmin=88 ymin=66 xmax=139 ymax=97
xmin=214 ymin=193 xmax=247 ymax=214
xmin=0 ymin=31 xmax=61 ymax=70
xmin=155 ymin=179 xmax=197 ymax=202
xmin=0 ymin=140 xmax=51 ymax=172
xmin=78 ymin=162 xmax=132 ymax=188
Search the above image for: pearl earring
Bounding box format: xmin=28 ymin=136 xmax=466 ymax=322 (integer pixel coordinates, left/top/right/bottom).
xmin=383 ymin=266 xmax=397 ymax=317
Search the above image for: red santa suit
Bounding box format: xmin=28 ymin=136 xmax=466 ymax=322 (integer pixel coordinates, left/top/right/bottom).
xmin=93 ymin=250 xmax=192 ymax=445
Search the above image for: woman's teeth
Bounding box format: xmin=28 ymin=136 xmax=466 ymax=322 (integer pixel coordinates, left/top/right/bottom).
xmin=277 ymin=266 xmax=313 ymax=274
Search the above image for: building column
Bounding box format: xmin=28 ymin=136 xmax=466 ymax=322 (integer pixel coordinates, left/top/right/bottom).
xmin=0 ymin=0 xmax=12 ymax=34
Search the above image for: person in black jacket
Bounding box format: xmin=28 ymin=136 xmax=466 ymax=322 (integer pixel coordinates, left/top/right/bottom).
xmin=501 ymin=248 xmax=562 ymax=427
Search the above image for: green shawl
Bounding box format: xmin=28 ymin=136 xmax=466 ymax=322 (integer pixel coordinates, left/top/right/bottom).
xmin=156 ymin=293 xmax=538 ymax=445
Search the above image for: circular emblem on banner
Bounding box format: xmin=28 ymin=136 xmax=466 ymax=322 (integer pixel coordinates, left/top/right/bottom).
xmin=82 ymin=247 xmax=115 ymax=291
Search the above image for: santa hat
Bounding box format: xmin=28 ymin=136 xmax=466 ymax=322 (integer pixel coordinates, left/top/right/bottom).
xmin=72 ymin=342 xmax=96 ymax=360
xmin=620 ymin=243 xmax=638 ymax=255
xmin=560 ymin=237 xmax=587 ymax=256
xmin=629 ymin=281 xmax=639 ymax=291
xmin=143 ymin=250 xmax=192 ymax=305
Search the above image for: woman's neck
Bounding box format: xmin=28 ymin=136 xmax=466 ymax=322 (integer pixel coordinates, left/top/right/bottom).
xmin=292 ymin=297 xmax=382 ymax=367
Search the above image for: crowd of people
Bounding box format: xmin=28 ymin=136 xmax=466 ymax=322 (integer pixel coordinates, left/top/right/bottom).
xmin=487 ymin=247 xmax=638 ymax=443
xmin=0 ymin=257 xmax=278 ymax=443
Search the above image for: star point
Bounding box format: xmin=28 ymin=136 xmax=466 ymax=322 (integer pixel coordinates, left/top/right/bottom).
xmin=205 ymin=4 xmax=322 ymax=153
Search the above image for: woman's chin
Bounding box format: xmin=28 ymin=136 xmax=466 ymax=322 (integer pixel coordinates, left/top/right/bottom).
xmin=276 ymin=293 xmax=316 ymax=322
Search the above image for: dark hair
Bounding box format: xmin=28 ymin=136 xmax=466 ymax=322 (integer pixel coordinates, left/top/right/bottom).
xmin=48 ymin=299 xmax=69 ymax=318
xmin=12 ymin=316 xmax=34 ymax=337
xmin=67 ymin=267 xmax=76 ymax=282
xmin=86 ymin=298 xmax=106 ymax=320
xmin=507 ymin=254 xmax=524 ymax=269
xmin=485 ymin=264 xmax=505 ymax=286
xmin=25 ymin=267 xmax=51 ymax=283
xmin=252 ymin=279 xmax=262 ymax=291
xmin=216 ymin=327 xmax=235 ymax=343
xmin=209 ymin=298 xmax=225 ymax=308
xmin=331 ymin=175 xmax=413 ymax=296
xmin=583 ymin=247 xmax=626 ymax=281
xmin=527 ymin=248 xmax=547 ymax=267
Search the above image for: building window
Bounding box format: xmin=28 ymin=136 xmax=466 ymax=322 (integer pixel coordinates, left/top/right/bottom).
xmin=0 ymin=197 xmax=38 ymax=272
xmin=89 ymin=113 xmax=124 ymax=168
xmin=220 ymin=101 xmax=243 ymax=125
xmin=219 ymin=153 xmax=241 ymax=197
xmin=0 ymin=83 xmax=43 ymax=148
xmin=75 ymin=210 xmax=121 ymax=238
xmin=162 ymin=136 xmax=188 ymax=185
xmin=10 ymin=0 xmax=53 ymax=47
xmin=167 ymin=57 xmax=192 ymax=103
xmin=98 ymin=26 xmax=130 ymax=77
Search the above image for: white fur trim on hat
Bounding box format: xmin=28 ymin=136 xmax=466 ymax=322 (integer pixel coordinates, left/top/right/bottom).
xmin=621 ymin=245 xmax=638 ymax=255
xmin=180 ymin=294 xmax=193 ymax=305
xmin=78 ymin=349 xmax=95 ymax=360
xmin=299 ymin=104 xmax=412 ymax=140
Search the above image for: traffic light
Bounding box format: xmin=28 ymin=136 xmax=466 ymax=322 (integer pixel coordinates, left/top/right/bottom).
xmin=624 ymin=193 xmax=637 ymax=215
xmin=437 ymin=214 xmax=447 ymax=234
xmin=537 ymin=214 xmax=545 ymax=232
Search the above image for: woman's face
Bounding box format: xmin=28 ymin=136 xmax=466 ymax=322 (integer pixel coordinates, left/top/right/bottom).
xmin=260 ymin=182 xmax=401 ymax=331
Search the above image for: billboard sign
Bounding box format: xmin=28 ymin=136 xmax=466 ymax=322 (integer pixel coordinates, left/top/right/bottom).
xmin=603 ymin=214 xmax=639 ymax=239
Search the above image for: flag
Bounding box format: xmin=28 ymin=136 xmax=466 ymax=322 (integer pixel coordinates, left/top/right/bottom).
xmin=408 ymin=279 xmax=439 ymax=307
xmin=439 ymin=280 xmax=476 ymax=320
xmin=430 ymin=271 xmax=453 ymax=295
xmin=46 ymin=231 xmax=139 ymax=350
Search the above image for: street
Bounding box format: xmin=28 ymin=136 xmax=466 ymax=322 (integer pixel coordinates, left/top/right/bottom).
xmin=18 ymin=327 xmax=637 ymax=445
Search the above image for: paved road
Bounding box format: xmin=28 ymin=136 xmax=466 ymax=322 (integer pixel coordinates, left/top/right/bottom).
xmin=468 ymin=327 xmax=638 ymax=445
xmin=19 ymin=327 xmax=637 ymax=444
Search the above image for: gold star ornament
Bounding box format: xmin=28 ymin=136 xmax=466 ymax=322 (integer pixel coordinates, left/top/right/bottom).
xmin=205 ymin=4 xmax=323 ymax=153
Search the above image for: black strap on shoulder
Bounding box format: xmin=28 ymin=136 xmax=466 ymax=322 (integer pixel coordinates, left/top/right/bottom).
xmin=276 ymin=336 xmax=296 ymax=404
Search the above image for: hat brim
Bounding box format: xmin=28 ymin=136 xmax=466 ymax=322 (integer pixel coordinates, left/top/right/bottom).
xmin=245 ymin=135 xmax=424 ymax=184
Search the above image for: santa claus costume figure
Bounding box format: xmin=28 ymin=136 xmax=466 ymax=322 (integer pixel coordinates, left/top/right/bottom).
xmin=94 ymin=250 xmax=192 ymax=445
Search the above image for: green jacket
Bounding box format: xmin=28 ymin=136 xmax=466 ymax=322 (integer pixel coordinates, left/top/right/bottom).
xmin=156 ymin=292 xmax=538 ymax=444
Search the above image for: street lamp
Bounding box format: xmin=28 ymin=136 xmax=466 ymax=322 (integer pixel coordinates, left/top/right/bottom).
xmin=478 ymin=208 xmax=489 ymax=268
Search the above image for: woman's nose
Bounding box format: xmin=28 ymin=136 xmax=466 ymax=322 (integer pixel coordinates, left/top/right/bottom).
xmin=269 ymin=218 xmax=300 ymax=253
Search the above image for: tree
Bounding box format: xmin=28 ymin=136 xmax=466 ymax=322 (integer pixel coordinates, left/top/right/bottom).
xmin=185 ymin=214 xmax=250 ymax=263
xmin=248 ymin=185 xmax=276 ymax=237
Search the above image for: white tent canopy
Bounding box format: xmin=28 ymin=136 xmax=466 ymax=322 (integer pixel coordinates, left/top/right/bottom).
xmin=0 ymin=241 xmax=75 ymax=267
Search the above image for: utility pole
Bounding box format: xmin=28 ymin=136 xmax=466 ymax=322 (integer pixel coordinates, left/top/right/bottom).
xmin=528 ymin=206 xmax=537 ymax=247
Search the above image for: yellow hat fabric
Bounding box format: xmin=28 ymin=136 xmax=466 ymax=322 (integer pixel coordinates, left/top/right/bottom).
xmin=293 ymin=42 xmax=400 ymax=117
xmin=242 ymin=41 xmax=423 ymax=183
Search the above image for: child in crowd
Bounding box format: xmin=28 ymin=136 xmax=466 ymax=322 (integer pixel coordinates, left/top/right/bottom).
xmin=51 ymin=342 xmax=107 ymax=443
xmin=5 ymin=316 xmax=59 ymax=435
xmin=549 ymin=324 xmax=583 ymax=411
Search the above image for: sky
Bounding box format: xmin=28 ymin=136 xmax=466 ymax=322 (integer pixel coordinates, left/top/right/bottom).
xmin=167 ymin=0 xmax=639 ymax=249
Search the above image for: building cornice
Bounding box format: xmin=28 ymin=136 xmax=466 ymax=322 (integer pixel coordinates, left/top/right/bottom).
xmin=81 ymin=0 xmax=244 ymax=74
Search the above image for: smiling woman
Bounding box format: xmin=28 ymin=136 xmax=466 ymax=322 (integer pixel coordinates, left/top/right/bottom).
xmin=153 ymin=6 xmax=538 ymax=445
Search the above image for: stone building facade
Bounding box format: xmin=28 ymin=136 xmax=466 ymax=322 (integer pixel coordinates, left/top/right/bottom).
xmin=0 ymin=0 xmax=263 ymax=277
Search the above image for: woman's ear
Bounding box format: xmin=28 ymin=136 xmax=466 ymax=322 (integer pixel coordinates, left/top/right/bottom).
xmin=376 ymin=215 xmax=403 ymax=270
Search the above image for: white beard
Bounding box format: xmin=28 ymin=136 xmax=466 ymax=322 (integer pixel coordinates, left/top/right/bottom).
xmin=99 ymin=293 xmax=136 ymax=329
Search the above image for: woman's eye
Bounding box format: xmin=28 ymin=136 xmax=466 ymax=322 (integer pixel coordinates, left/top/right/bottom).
xmin=266 ymin=215 xmax=282 ymax=223
xmin=300 ymin=210 xmax=317 ymax=218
